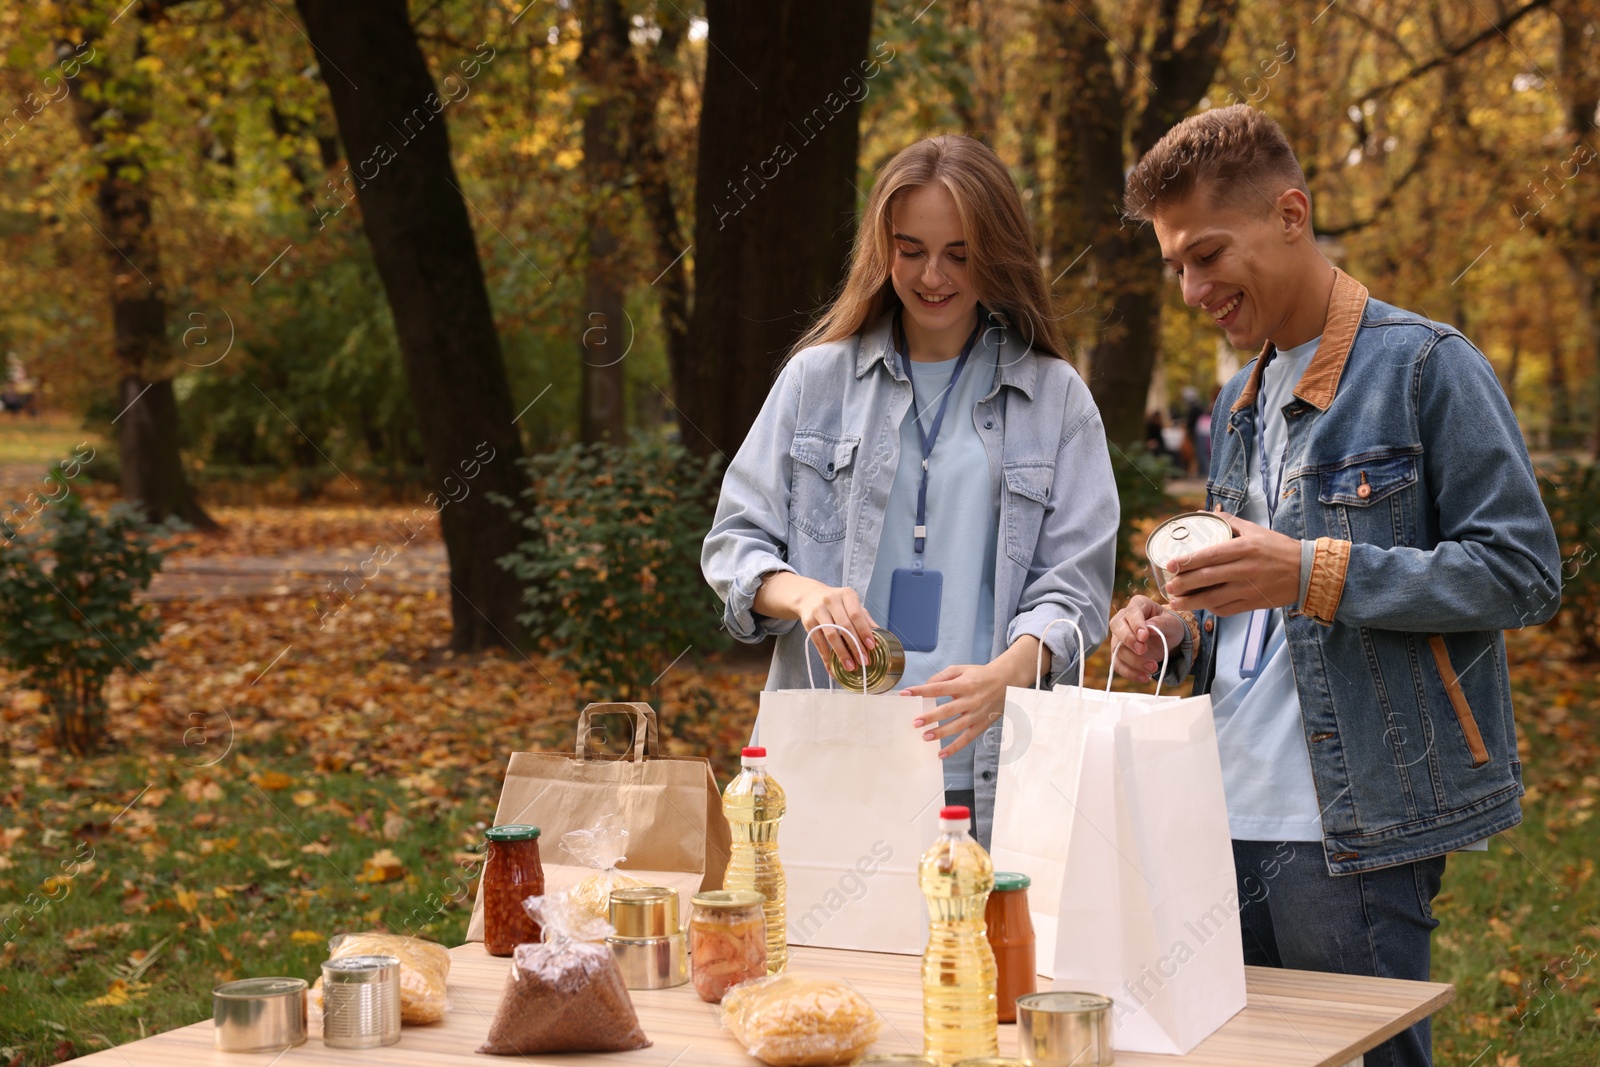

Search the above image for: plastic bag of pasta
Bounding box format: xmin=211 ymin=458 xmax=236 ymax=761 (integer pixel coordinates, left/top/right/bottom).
xmin=560 ymin=814 xmax=650 ymax=922
xmin=308 ymin=931 xmax=450 ymax=1029
xmin=720 ymin=973 xmax=881 ymax=1066
xmin=477 ymin=891 xmax=651 ymax=1055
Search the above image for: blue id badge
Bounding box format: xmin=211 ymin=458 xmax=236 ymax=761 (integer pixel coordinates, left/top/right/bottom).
xmin=1238 ymin=608 xmax=1272 ymax=678
xmin=887 ymin=567 xmax=943 ymax=652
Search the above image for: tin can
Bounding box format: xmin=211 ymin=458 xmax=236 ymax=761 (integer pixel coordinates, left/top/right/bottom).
xmin=213 ymin=977 xmax=307 ymax=1052
xmin=320 ymin=955 xmax=401 ymax=1049
xmin=1016 ymin=991 xmax=1114 ymax=1066
xmin=827 ymin=627 xmax=906 ymax=693
xmin=1145 ymin=511 xmax=1234 ymax=599
xmin=609 ymin=886 xmax=689 ymax=990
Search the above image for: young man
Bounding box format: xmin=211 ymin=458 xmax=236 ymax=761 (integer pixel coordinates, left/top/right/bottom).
xmin=1109 ymin=105 xmax=1561 ymax=1067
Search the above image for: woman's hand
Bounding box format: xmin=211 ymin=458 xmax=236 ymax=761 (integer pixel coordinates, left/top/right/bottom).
xmin=1108 ymin=594 xmax=1187 ymax=681
xmin=754 ymin=571 xmax=880 ymax=671
xmin=900 ymin=637 xmax=1040 ymax=757
xmin=901 ymin=662 xmax=1007 ymax=757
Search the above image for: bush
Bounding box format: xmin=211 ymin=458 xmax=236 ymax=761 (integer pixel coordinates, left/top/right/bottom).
xmin=1110 ymin=444 xmax=1178 ymax=600
xmin=0 ymin=496 xmax=168 ymax=754
xmin=496 ymin=441 xmax=729 ymax=701
xmin=1537 ymin=458 xmax=1599 ymax=658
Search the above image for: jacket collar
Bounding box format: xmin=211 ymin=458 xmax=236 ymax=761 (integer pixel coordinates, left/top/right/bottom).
xmin=854 ymin=308 xmax=1038 ymax=401
xmin=1231 ymin=267 xmax=1369 ymax=414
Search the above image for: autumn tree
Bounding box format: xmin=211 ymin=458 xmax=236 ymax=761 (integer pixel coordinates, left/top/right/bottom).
xmin=1047 ymin=0 xmax=1239 ymax=448
xmin=672 ymin=0 xmax=875 ymax=460
xmin=60 ymin=0 xmax=214 ymax=527
xmin=292 ymin=0 xmax=528 ymax=651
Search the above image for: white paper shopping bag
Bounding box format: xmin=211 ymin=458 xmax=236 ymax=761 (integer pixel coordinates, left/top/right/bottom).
xmin=754 ymin=624 xmax=945 ymax=955
xmin=990 ymin=620 xmax=1097 ymax=977
xmin=1049 ymin=635 xmax=1245 ymax=1055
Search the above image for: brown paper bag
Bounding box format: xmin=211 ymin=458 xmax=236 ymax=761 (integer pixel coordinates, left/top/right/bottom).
xmin=466 ymin=702 xmax=731 ymax=941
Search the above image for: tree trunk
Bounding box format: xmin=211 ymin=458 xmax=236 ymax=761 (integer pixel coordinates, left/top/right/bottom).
xmin=64 ymin=2 xmax=215 ymax=528
xmin=294 ymin=0 xmax=528 ymax=651
xmin=680 ymin=0 xmax=874 ymax=460
xmin=1049 ymin=0 xmax=1237 ymax=447
xmin=622 ymin=14 xmax=691 ymax=389
xmin=579 ymin=0 xmax=627 ymax=445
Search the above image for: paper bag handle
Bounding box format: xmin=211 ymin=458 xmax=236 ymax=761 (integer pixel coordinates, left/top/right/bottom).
xmin=802 ymin=623 xmax=867 ymax=692
xmin=1035 ymin=618 xmax=1086 ymax=689
xmin=575 ymin=702 xmax=660 ymax=761
xmin=1105 ymin=626 xmax=1170 ymax=696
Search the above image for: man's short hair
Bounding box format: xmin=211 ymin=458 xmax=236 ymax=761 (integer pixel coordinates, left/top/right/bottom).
xmin=1124 ymin=105 xmax=1310 ymax=223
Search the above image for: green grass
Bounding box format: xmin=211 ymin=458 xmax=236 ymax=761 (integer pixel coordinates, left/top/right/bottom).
xmin=1 ymin=747 xmax=498 ymax=1063
xmin=0 ymin=414 xmax=99 ymax=467
xmin=1429 ymin=640 xmax=1600 ymax=1066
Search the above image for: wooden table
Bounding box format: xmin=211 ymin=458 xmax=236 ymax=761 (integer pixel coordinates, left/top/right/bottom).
xmin=72 ymin=943 xmax=1452 ymax=1066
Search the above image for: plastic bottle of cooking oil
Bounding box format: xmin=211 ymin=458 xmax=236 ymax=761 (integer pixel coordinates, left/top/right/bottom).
xmin=920 ymin=804 xmax=997 ymax=1065
xmin=722 ymin=745 xmax=786 ymax=974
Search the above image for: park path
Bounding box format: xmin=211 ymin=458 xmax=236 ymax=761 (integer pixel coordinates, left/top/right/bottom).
xmin=145 ymin=543 xmax=449 ymax=600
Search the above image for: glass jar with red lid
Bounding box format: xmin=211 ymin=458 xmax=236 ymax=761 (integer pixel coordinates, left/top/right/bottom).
xmin=483 ymin=824 xmax=545 ymax=956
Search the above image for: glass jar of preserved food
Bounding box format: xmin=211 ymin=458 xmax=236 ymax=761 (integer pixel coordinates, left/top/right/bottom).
xmin=985 ymin=871 xmax=1036 ymax=1023
xmin=689 ymin=890 xmax=767 ymax=1003
xmin=483 ymin=824 xmax=544 ymax=957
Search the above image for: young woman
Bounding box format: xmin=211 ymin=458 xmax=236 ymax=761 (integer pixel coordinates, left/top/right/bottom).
xmin=701 ymin=136 xmax=1118 ymax=849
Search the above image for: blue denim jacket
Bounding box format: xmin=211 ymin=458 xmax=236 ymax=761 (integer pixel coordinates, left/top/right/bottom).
xmin=701 ymin=313 xmax=1120 ymax=849
xmin=1171 ymin=270 xmax=1562 ymax=874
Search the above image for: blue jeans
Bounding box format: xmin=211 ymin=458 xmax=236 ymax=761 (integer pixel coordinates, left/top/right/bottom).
xmin=1232 ymin=841 xmax=1446 ymax=1067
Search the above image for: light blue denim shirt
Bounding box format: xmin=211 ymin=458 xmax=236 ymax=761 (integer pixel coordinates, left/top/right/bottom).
xmin=701 ymin=311 xmax=1120 ymax=849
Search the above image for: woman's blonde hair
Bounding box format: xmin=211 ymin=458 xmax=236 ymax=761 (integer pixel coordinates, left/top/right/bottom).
xmin=788 ymin=135 xmax=1063 ymax=362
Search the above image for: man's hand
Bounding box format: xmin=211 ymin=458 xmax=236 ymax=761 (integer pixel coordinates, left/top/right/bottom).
xmin=1109 ymin=595 xmax=1187 ymax=681
xmin=1166 ymin=511 xmax=1301 ymax=616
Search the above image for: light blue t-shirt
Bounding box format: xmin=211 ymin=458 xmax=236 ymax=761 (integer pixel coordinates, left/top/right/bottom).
xmin=862 ymin=331 xmax=999 ymax=792
xmin=1210 ymin=336 xmax=1324 ymax=841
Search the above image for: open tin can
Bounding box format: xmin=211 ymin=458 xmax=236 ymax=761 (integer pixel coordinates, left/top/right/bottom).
xmin=1145 ymin=511 xmax=1235 ymax=599
xmin=827 ymin=627 xmax=906 ymax=693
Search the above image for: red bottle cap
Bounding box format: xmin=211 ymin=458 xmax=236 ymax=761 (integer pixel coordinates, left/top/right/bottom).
xmin=940 ymin=805 xmax=971 ymax=820
xmin=742 ymin=746 xmax=767 ymax=758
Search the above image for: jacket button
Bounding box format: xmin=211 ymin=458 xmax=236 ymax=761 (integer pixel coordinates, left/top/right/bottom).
xmin=1357 ymin=483 xmax=1371 ymax=499
xmin=985 ymin=420 xmax=994 ymax=429
xmin=1203 ymin=618 xmax=1214 ymax=633
xmin=826 ymin=462 xmax=835 ymax=473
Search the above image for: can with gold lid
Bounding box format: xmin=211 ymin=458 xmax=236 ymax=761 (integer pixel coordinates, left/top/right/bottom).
xmin=827 ymin=627 xmax=906 ymax=694
xmin=1145 ymin=511 xmax=1235 ymax=599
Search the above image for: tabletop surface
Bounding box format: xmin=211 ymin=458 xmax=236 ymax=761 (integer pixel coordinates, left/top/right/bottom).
xmin=70 ymin=942 xmax=1453 ymax=1067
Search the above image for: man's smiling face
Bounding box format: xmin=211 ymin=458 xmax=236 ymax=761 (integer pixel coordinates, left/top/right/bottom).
xmin=1153 ymin=188 xmax=1309 ymax=352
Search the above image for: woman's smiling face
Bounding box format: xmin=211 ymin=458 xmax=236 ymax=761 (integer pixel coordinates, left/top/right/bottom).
xmin=889 ymin=183 xmax=980 ymax=343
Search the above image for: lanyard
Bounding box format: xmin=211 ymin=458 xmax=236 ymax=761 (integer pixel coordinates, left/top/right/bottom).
xmin=1254 ymin=348 xmax=1287 ymax=525
xmin=894 ymin=309 xmax=984 ymax=558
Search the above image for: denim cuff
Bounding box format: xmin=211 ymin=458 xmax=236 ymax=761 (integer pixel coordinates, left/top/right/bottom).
xmin=1303 ymin=537 xmax=1351 ymax=624
xmin=725 ymin=561 xmax=797 ymax=642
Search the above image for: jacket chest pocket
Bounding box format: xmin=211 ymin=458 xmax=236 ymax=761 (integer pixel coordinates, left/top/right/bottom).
xmin=1004 ymin=462 xmax=1053 ymax=565
xmin=1317 ymin=451 xmax=1419 ymax=546
xmin=790 ymin=430 xmax=860 ymax=543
